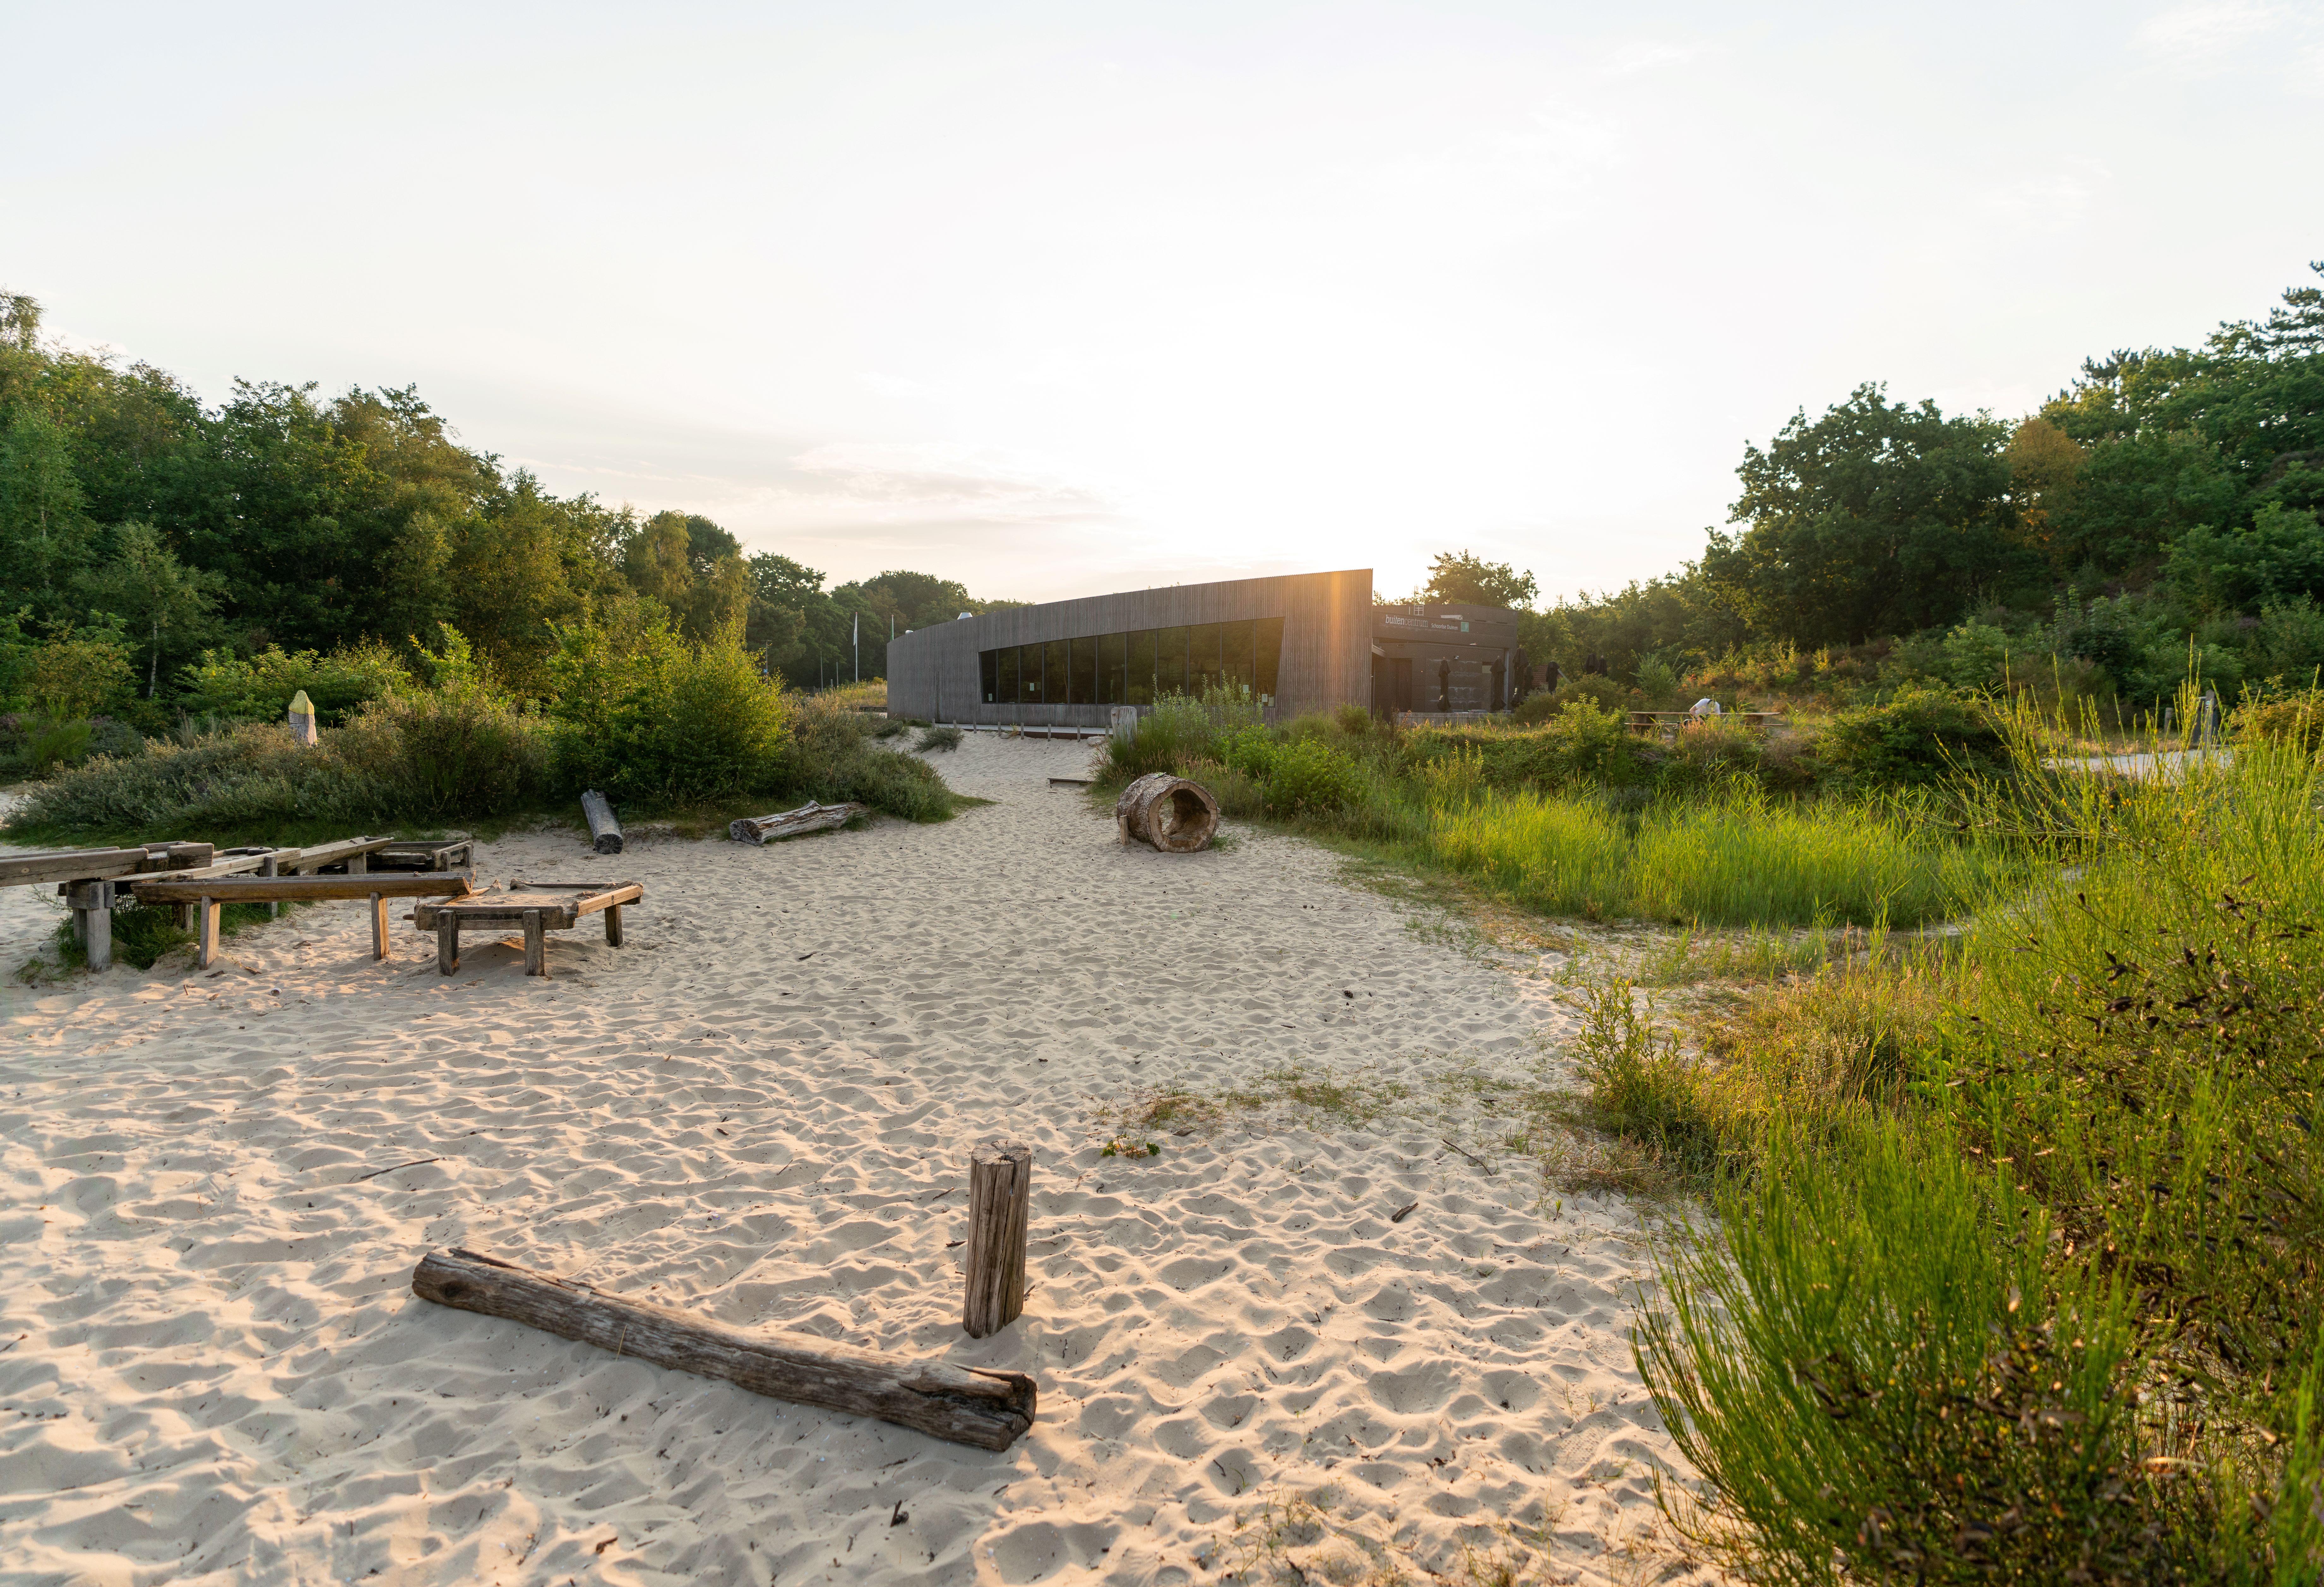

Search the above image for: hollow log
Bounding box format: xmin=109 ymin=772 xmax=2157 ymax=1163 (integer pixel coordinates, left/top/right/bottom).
xmin=1114 ymin=773 xmax=1219 ymax=853
xmin=729 ymin=801 xmax=864 ymax=844
xmin=963 ymin=1140 xmax=1033 ymax=1338
xmin=581 ymin=789 xmax=623 ymax=854
xmin=411 ymin=1247 xmax=1036 ymax=1450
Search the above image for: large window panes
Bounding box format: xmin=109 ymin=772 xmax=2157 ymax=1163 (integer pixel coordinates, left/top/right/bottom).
xmin=1189 ymin=624 xmax=1222 ymax=692
xmin=1016 ymin=645 xmax=1039 ymax=702
xmin=1157 ymin=627 xmax=1189 ymax=696
xmin=1255 ymin=617 xmax=1284 ymax=698
xmin=1043 ymin=639 xmax=1068 ymax=704
xmin=996 ymin=646 xmax=1020 ymax=704
xmin=1221 ymin=621 xmax=1254 ymax=692
xmin=980 ymin=649 xmax=1000 ymax=704
xmin=1099 ymin=632 xmax=1128 ymax=705
xmin=1068 ymin=636 xmax=1097 ymax=704
xmin=1126 ymin=630 xmax=1157 ymax=706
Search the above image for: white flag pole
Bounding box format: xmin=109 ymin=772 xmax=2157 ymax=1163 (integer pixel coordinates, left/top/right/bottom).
xmin=853 ymin=611 xmax=859 ymax=683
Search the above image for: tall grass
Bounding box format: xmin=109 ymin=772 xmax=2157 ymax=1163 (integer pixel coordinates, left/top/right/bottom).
xmin=1632 ymin=720 xmax=2324 ymax=1580
xmin=1429 ymin=787 xmax=2006 ymax=927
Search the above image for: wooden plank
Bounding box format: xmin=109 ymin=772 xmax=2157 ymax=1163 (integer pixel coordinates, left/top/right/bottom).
xmin=0 ymin=848 xmax=158 ymax=889
xmin=963 ymin=1140 xmax=1033 ymax=1339
xmin=370 ymin=894 xmax=390 ymax=960
xmin=373 ymin=841 xmax=474 ymax=872
xmin=195 ymin=899 xmax=221 ymax=969
xmin=410 ymin=1248 xmax=1036 ymax=1450
xmin=133 ymin=871 xmax=474 ymax=904
xmin=126 ymin=853 xmax=282 ymax=887
xmin=523 ymin=909 xmax=547 ymax=977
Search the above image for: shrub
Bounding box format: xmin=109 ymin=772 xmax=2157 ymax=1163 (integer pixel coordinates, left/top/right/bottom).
xmin=546 ymin=611 xmax=788 ymax=805
xmin=2235 ymin=685 xmax=2324 ymax=749
xmin=25 ymin=628 xmax=134 ymax=721
xmin=7 ymin=722 xmax=396 ymax=839
xmin=1817 ymin=685 xmax=2007 ymax=790
xmin=914 ymin=723 xmax=963 ymax=752
xmin=177 ymin=640 xmax=412 ymax=726
xmin=779 ymin=693 xmax=958 ymax=821
xmin=1261 ymin=738 xmax=1362 ymax=816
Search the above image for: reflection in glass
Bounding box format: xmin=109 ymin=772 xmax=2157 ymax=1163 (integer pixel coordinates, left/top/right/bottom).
xmin=1189 ymin=623 xmax=1222 ymax=692
xmin=1099 ymin=632 xmax=1128 ymax=705
xmin=1068 ymin=636 xmax=1097 ymax=704
xmin=1127 ymin=630 xmax=1157 ymax=705
xmin=1044 ymin=639 xmax=1068 ymax=704
xmin=1221 ymin=620 xmax=1254 ymax=692
xmin=1255 ymin=618 xmax=1284 ymax=698
xmin=980 ymin=649 xmax=999 ymax=704
xmin=1157 ymin=627 xmax=1189 ymax=696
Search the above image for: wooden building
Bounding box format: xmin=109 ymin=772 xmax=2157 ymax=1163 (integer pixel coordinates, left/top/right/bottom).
xmin=887 ymin=569 xmax=1527 ymax=726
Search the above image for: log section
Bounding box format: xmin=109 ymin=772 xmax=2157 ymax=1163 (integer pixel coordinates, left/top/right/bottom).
xmin=1115 ymin=774 xmax=1220 ymax=853
xmin=730 ymin=801 xmax=863 ymax=844
xmin=582 ymin=790 xmax=623 ymax=854
xmin=411 ymin=1248 xmax=1036 ymax=1450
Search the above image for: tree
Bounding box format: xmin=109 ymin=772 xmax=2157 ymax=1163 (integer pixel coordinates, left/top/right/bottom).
xmin=1414 ymin=550 xmax=1537 ymax=609
xmin=76 ymin=521 xmax=226 ymax=697
xmin=1703 ymin=384 xmax=2035 ymax=645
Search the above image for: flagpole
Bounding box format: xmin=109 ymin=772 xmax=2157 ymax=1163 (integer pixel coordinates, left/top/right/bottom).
xmin=853 ymin=612 xmax=859 ymax=684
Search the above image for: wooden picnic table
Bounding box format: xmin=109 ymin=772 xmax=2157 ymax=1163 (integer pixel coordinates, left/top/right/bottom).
xmin=411 ymin=880 xmax=643 ymax=978
xmin=131 ymin=870 xmax=475 ymax=968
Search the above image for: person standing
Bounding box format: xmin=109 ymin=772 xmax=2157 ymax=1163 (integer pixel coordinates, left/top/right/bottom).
xmin=1437 ymin=656 xmax=1452 ymax=712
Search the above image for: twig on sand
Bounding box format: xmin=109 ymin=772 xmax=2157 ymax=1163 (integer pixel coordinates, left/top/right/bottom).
xmin=1389 ymin=1202 xmax=1419 ymax=1223
xmin=353 ymin=1157 xmax=443 ymax=1182
xmin=1439 ymin=1137 xmax=1495 ymax=1175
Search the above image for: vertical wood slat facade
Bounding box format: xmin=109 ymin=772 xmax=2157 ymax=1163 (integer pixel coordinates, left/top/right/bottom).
xmin=885 ymin=568 xmax=1374 ymax=727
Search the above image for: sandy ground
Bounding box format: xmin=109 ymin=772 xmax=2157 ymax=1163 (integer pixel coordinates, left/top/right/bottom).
xmin=0 ymin=738 xmax=1703 ymax=1586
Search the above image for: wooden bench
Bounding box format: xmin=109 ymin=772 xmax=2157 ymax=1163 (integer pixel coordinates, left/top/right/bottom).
xmin=411 ymin=880 xmax=642 ymax=978
xmin=132 ymin=871 xmax=475 ymax=968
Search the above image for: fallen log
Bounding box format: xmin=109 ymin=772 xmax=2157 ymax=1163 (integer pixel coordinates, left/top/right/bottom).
xmin=581 ymin=789 xmax=623 ymax=854
xmin=729 ymin=800 xmax=864 ymax=844
xmin=410 ymin=1248 xmax=1036 ymax=1450
xmin=129 ymin=871 xmax=474 ymax=903
xmin=1115 ymin=773 xmax=1220 ymax=853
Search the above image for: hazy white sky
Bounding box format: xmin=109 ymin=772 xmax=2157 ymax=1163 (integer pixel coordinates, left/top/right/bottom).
xmin=6 ymin=2 xmax=2319 ymax=605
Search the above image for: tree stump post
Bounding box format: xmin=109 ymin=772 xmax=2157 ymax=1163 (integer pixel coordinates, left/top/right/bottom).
xmin=195 ymin=897 xmax=221 ymax=969
xmin=963 ymin=1140 xmax=1033 ymax=1339
xmin=523 ymin=908 xmax=548 ymax=977
xmin=369 ymin=893 xmax=389 ymax=960
xmin=436 ymin=913 xmax=460 ymax=975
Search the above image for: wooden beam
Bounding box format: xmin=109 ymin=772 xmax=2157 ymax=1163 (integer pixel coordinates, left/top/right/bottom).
xmin=2 ymin=848 xmax=162 ymax=890
xmin=132 ymin=871 xmax=473 ymax=905
xmin=195 ymin=898 xmax=221 ymax=969
xmin=410 ymin=1248 xmax=1036 ymax=1450
xmin=523 ymin=909 xmax=547 ymax=977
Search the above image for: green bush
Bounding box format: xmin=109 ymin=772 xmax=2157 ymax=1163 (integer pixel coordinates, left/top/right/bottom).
xmin=177 ymin=640 xmax=412 ymax=726
xmin=546 ymin=610 xmax=788 ymax=804
xmin=1260 ymin=737 xmax=1362 ymax=816
xmin=914 ymin=723 xmax=963 ymax=753
xmin=7 ymin=722 xmax=396 ymax=838
xmin=1818 ymin=685 xmax=2007 ymax=790
xmin=779 ymin=693 xmax=958 ymax=821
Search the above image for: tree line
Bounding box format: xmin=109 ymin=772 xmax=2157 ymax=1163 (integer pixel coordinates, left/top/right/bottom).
xmin=0 ymin=290 xmax=1017 ymax=728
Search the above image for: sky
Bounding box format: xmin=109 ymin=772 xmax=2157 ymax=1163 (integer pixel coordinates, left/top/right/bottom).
xmin=5 ymin=2 xmax=2320 ymax=607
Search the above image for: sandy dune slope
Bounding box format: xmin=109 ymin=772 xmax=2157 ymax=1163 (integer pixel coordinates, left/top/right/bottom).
xmin=0 ymin=736 xmax=1707 ymax=1585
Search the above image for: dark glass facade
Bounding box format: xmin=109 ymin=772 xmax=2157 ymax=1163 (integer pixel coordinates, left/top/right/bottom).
xmin=978 ymin=617 xmax=1284 ymax=706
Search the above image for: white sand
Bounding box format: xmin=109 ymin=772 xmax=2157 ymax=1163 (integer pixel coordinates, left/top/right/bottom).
xmin=0 ymin=738 xmax=1706 ymax=1585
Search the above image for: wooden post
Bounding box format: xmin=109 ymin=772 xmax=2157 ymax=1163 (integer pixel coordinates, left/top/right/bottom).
xmin=523 ymin=909 xmax=547 ymax=977
xmin=348 ymin=850 xmax=367 ymax=877
xmin=437 ymin=914 xmax=460 ymax=976
xmin=604 ymin=902 xmax=624 ymax=947
xmin=258 ymin=853 xmax=279 ymax=918
xmin=195 ymin=897 xmax=221 ymax=969
xmin=963 ymin=1140 xmax=1033 ymax=1339
xmin=370 ymin=893 xmax=389 ymax=960
xmin=67 ymin=881 xmax=113 ymax=969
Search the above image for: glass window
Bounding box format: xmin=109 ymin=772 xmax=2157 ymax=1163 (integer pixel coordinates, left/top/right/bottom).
xmin=1255 ymin=617 xmax=1284 ymax=699
xmin=998 ymin=646 xmax=1021 ymax=703
xmin=1221 ymin=620 xmax=1254 ymax=693
xmin=980 ymin=649 xmax=999 ymax=704
xmin=1127 ymin=629 xmax=1157 ymax=705
xmin=1189 ymin=623 xmax=1222 ymax=693
xmin=1044 ymin=639 xmax=1068 ymax=703
xmin=1069 ymin=636 xmax=1097 ymax=704
xmin=1156 ymin=626 xmax=1189 ymax=697
xmin=1099 ymin=632 xmax=1128 ymax=704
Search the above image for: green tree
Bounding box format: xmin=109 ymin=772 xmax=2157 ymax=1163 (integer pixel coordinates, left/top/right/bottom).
xmin=1703 ymin=383 xmax=2035 ymax=645
xmin=76 ymin=521 xmax=226 ymax=697
xmin=1414 ymin=550 xmax=1538 ymax=609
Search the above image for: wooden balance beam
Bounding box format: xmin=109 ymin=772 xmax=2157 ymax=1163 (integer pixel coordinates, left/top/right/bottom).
xmin=411 ymin=881 xmax=642 ymax=978
xmin=131 ymin=871 xmax=475 ymax=969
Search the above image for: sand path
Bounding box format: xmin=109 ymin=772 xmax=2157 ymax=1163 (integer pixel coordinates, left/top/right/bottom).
xmin=0 ymin=737 xmax=1699 ymax=1585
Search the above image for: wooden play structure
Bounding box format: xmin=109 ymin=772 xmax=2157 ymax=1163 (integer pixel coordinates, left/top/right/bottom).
xmin=0 ymin=835 xmax=479 ymax=969
xmin=412 ymin=879 xmax=642 ymax=977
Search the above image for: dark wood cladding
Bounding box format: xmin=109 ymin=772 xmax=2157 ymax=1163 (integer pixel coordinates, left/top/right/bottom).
xmin=886 ymin=569 xmax=1374 ymax=726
